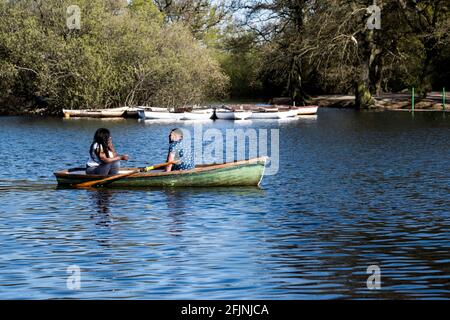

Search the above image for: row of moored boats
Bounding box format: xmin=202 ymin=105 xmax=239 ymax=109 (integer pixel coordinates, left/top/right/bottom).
xmin=63 ymin=104 xmax=318 ymax=120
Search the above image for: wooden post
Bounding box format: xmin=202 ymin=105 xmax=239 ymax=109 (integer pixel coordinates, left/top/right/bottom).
xmin=443 ymin=87 xmax=446 ymax=111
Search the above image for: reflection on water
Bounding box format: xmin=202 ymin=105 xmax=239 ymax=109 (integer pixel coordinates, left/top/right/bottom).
xmin=297 ymin=115 xmax=317 ymax=121
xmin=0 ymin=110 xmax=449 ymax=299
xmin=163 ymin=190 xmax=188 ymax=237
xmin=139 ymin=119 xmax=181 ymax=124
xmin=90 ymin=189 xmax=114 ymax=214
xmin=233 ymin=120 xmax=253 ymax=126
xmin=88 ymin=189 xmax=115 ymax=227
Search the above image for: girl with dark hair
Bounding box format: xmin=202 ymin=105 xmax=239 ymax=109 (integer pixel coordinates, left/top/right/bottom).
xmin=86 ymin=128 xmax=129 ymax=175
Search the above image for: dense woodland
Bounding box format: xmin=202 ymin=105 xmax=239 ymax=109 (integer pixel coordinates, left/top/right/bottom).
xmin=0 ymin=0 xmax=449 ymax=114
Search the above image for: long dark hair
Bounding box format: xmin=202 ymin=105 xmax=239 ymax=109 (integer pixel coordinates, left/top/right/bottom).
xmin=90 ymin=128 xmax=111 ymax=159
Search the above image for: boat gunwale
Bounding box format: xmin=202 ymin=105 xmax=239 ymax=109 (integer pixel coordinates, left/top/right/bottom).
xmin=54 ymin=156 xmax=268 ymax=180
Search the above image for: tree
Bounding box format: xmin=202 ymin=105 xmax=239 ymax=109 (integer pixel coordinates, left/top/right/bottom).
xmin=395 ymin=0 xmax=450 ymax=97
xmin=153 ymin=0 xmax=229 ymax=45
xmin=217 ymin=29 xmax=264 ymax=98
xmin=230 ymin=0 xmax=450 ymax=107
xmin=0 ymin=0 xmax=229 ymax=113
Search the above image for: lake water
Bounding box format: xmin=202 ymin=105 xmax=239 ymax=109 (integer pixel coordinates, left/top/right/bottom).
xmin=0 ymin=109 xmax=449 ymax=299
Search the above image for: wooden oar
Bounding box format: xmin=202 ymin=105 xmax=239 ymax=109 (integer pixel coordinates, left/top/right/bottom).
xmin=74 ymin=169 xmax=141 ymax=188
xmin=73 ymin=161 xmax=175 ymax=188
xmin=141 ymin=161 xmax=177 ymax=172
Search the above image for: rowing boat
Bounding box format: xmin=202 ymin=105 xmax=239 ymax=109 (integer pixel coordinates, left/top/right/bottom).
xmin=63 ymin=107 xmax=128 ymax=118
xmin=249 ymin=108 xmax=294 ymax=119
xmin=124 ymin=107 xmax=143 ymax=118
xmin=54 ymin=157 xmax=268 ymax=188
xmin=137 ymin=108 xmax=183 ymax=120
xmin=295 ymin=105 xmax=318 ymax=115
xmin=181 ymin=109 xmax=214 ymax=120
xmin=215 ymin=108 xmax=253 ymax=120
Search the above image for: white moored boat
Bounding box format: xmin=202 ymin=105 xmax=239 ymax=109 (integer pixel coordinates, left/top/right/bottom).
xmin=215 ymin=109 xmax=253 ymax=120
xmin=287 ymin=109 xmax=299 ymax=117
xmin=249 ymin=107 xmax=294 ymax=119
xmin=181 ymin=109 xmax=214 ymax=120
xmin=295 ymin=105 xmax=319 ymax=115
xmin=138 ymin=108 xmax=183 ymax=120
xmin=63 ymin=107 xmax=128 ymax=118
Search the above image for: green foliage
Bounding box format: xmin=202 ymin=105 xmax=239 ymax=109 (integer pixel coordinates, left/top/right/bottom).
xmin=0 ymin=0 xmax=228 ymax=113
xmin=2 ymin=0 xmax=448 ymax=111
xmin=216 ymin=31 xmax=264 ymax=98
xmin=129 ymin=0 xmax=164 ymax=22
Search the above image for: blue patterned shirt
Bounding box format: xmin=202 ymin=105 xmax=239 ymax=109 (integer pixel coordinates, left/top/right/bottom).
xmin=168 ymin=140 xmax=194 ymax=171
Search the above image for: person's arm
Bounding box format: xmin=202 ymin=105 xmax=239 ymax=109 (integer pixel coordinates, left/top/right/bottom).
xmin=108 ymin=137 xmax=118 ymax=157
xmin=98 ymin=149 xmax=128 ymax=163
xmin=98 ymin=152 xmax=128 ymax=163
xmin=165 ymin=152 xmax=175 ymax=172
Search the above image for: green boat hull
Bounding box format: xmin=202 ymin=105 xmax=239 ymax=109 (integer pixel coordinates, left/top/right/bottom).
xmin=54 ymin=157 xmax=267 ymax=188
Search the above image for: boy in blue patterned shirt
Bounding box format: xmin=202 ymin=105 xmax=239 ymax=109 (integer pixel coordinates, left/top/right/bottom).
xmin=165 ymin=128 xmax=195 ymax=172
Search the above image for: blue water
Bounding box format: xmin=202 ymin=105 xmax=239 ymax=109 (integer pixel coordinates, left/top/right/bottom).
xmin=0 ymin=109 xmax=449 ymax=299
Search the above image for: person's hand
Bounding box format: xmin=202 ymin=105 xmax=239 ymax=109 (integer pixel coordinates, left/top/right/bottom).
xmin=121 ymin=154 xmax=129 ymax=161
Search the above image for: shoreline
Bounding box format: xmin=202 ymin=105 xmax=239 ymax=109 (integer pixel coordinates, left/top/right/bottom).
xmin=1 ymin=92 xmax=449 ymax=117
xmin=310 ymin=92 xmax=449 ymax=112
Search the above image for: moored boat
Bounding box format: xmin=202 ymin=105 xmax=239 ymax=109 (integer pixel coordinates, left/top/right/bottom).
xmin=215 ymin=108 xmax=253 ymax=120
xmin=285 ymin=108 xmax=300 ymax=117
xmin=63 ymin=107 xmax=128 ymax=118
xmin=249 ymin=107 xmax=294 ymax=119
xmin=295 ymin=105 xmax=318 ymax=115
xmin=181 ymin=109 xmax=214 ymax=120
xmin=54 ymin=157 xmax=268 ymax=188
xmin=138 ymin=108 xmax=183 ymax=120
xmin=124 ymin=107 xmax=144 ymax=118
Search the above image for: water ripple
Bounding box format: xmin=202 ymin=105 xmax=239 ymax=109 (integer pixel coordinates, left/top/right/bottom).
xmin=0 ymin=111 xmax=449 ymax=299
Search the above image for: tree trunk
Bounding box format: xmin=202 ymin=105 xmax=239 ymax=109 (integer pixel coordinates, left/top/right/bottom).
xmin=369 ymin=50 xmax=383 ymax=96
xmin=355 ymin=60 xmax=375 ymax=109
xmin=355 ymin=83 xmax=375 ymax=109
xmin=354 ymin=29 xmax=377 ymax=109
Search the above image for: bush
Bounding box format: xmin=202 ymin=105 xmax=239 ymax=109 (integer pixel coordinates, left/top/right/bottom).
xmin=0 ymin=0 xmax=229 ymax=113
